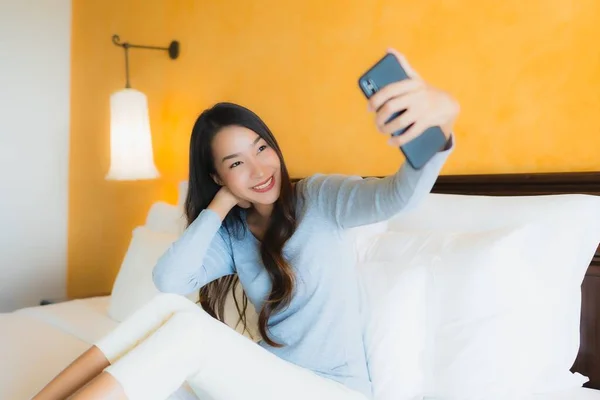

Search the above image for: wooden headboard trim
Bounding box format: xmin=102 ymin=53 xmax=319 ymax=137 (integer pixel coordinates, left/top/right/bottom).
xmin=432 ymin=171 xmax=600 ymax=196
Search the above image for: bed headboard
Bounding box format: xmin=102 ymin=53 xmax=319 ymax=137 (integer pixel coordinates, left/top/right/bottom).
xmin=430 ymin=171 xmax=600 ymax=389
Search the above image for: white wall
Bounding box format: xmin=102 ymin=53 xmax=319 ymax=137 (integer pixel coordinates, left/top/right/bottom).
xmin=0 ymin=0 xmax=71 ymax=312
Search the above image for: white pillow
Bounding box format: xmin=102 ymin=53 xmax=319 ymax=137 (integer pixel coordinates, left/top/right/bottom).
xmin=346 ymin=220 xmax=389 ymax=263
xmin=109 ymin=226 xmax=180 ymax=322
xmin=361 ymin=226 xmax=533 ymax=400
xmin=389 ymin=193 xmax=600 ymax=241
xmin=361 ymin=220 xmax=597 ymax=400
xmin=423 ymin=226 xmax=575 ymax=399
xmin=358 ymin=260 xmax=428 ymax=400
xmin=145 ymin=201 xmax=187 ymax=236
xmin=387 ymin=193 xmax=600 ymax=393
xmin=178 ymin=180 xmax=188 ymax=207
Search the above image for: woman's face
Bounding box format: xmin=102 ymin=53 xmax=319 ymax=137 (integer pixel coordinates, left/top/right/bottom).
xmin=211 ymin=125 xmax=282 ymax=206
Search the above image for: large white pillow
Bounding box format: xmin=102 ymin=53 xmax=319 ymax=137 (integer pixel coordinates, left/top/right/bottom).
xmin=362 ymin=226 xmax=529 ymax=400
xmin=363 ymin=191 xmax=600 ymax=399
xmin=358 ymin=260 xmax=428 ymax=400
xmin=346 ymin=220 xmax=389 ymax=263
xmin=389 ymin=193 xmax=600 ymax=240
xmin=108 ymin=226 xmax=181 ymax=322
xmin=387 ymin=193 xmax=600 ymax=392
xmin=178 ymin=180 xmax=188 ymax=207
xmin=361 ymin=226 xmax=590 ymax=400
xmin=144 ymin=201 xmax=187 ymax=236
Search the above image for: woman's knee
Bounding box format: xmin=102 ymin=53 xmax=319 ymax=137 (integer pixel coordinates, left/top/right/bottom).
xmin=150 ymin=311 xmax=215 ymax=358
xmin=168 ymin=309 xmax=212 ymax=334
xmin=165 ymin=308 xmax=233 ymax=349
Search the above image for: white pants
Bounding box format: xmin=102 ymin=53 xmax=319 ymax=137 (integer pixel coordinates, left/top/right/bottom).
xmin=95 ymin=293 xmax=369 ymax=400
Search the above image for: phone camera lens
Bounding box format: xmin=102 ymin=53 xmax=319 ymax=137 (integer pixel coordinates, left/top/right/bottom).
xmin=362 ymin=78 xmax=378 ymax=96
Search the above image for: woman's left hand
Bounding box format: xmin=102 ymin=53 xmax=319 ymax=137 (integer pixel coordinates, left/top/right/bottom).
xmin=367 ymin=48 xmax=460 ymax=148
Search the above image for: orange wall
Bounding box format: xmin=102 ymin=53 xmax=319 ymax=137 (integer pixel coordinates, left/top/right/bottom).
xmin=69 ymin=0 xmax=600 ymax=298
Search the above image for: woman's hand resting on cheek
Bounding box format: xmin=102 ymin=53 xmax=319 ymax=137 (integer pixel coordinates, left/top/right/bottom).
xmin=208 ymin=186 xmax=252 ymax=221
xmin=368 ymin=48 xmax=460 ymax=148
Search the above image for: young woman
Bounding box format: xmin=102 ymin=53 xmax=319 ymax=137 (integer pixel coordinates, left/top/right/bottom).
xmin=33 ymin=49 xmax=458 ymax=400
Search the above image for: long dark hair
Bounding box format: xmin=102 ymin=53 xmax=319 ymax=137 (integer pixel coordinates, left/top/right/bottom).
xmin=185 ymin=102 xmax=297 ymax=347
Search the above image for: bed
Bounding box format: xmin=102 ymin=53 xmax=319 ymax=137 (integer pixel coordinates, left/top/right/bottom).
xmin=1 ymin=171 xmax=599 ymax=400
xmin=2 ymin=296 xmax=599 ymax=400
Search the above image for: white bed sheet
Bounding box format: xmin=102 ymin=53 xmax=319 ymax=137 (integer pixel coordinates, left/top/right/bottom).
xmin=1 ymin=297 xmax=598 ymax=400
xmin=0 ymin=296 xmax=198 ymax=400
xmin=532 ymin=388 xmax=600 ymax=399
xmin=424 ymin=388 xmax=600 ymax=399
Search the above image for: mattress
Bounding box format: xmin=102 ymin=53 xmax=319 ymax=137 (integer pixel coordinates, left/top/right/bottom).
xmin=0 ymin=296 xmax=198 ymax=400
xmin=1 ymin=297 xmax=598 ymax=400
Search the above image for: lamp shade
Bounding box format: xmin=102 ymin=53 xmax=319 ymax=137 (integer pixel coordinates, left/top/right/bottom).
xmin=106 ymin=88 xmax=159 ymax=180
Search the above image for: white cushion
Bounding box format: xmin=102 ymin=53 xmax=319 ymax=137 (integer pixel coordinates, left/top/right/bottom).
xmin=389 ymin=192 xmax=600 ymax=239
xmin=361 ymin=224 xmax=593 ymax=400
xmin=361 ymin=226 xmax=535 ymax=400
xmin=144 ymin=201 xmax=187 ymax=236
xmin=109 ymin=227 xmax=180 ymax=322
xmin=389 ymin=194 xmax=600 ymax=372
xmin=178 ymin=181 xmax=188 ymax=207
xmin=359 ymin=259 xmax=428 ymax=400
xmin=346 ymin=220 xmax=389 ymax=263
xmin=363 ymin=193 xmax=600 ymax=399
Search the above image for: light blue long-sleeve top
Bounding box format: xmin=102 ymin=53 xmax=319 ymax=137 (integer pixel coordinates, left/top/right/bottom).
xmin=153 ymin=138 xmax=454 ymax=398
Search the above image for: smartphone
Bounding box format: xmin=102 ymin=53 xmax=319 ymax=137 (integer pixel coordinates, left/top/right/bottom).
xmin=358 ymin=53 xmax=448 ymax=170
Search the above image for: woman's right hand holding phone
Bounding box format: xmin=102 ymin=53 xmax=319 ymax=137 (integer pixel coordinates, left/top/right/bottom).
xmin=368 ymin=48 xmax=459 ymax=149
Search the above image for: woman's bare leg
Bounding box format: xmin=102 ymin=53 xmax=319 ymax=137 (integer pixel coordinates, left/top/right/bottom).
xmin=31 ymin=345 xmax=109 ymax=400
